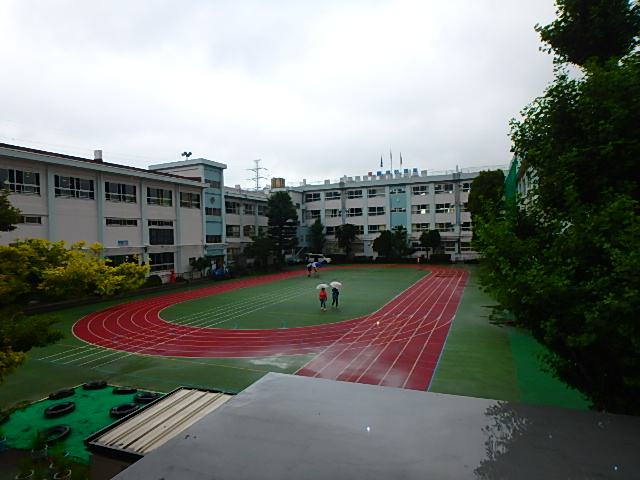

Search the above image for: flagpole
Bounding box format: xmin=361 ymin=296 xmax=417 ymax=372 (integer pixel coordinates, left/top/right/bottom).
xmin=390 ymin=149 xmax=393 ymax=173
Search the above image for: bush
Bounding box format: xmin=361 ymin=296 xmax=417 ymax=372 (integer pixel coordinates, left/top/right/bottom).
xmin=175 ymin=276 xmax=188 ymax=283
xmin=428 ymin=254 xmax=451 ymax=264
xmin=143 ymin=275 xmax=163 ymax=288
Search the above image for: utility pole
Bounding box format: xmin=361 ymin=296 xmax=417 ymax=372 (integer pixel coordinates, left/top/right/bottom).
xmin=248 ymin=159 xmax=268 ymax=191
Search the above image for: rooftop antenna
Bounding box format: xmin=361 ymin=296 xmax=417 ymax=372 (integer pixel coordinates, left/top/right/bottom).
xmin=248 ymin=159 xmax=268 ymax=191
xmin=181 ymin=151 xmax=192 ymax=159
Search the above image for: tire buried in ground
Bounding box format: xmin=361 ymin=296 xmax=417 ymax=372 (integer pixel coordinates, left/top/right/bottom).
xmin=110 ymin=403 xmax=139 ymax=419
xmin=133 ymin=392 xmax=160 ymax=404
xmin=83 ymin=381 xmax=107 ymax=390
xmin=113 ymin=386 xmax=138 ymax=395
xmin=48 ymin=389 xmax=75 ymax=400
xmin=44 ymin=402 xmax=76 ymax=419
xmin=43 ymin=424 xmax=71 ymax=445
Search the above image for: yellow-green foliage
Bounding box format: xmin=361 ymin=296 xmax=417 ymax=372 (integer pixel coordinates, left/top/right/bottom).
xmin=0 ymin=239 xmax=150 ymax=303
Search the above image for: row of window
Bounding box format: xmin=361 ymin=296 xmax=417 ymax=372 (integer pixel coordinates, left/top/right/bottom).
xmin=225 ymin=202 xmax=268 ymax=215
xmin=304 ymin=183 xmax=471 ymax=203
xmin=306 ymin=203 xmax=465 ymax=219
xmin=1 ymin=168 xmax=202 ymax=207
xmin=225 ymin=225 xmax=269 ymax=238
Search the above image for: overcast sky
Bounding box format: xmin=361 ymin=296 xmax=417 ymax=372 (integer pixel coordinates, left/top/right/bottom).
xmin=0 ymin=0 xmax=557 ymax=189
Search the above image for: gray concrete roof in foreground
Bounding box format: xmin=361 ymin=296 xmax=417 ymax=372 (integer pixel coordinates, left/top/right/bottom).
xmin=113 ymin=372 xmax=640 ymax=480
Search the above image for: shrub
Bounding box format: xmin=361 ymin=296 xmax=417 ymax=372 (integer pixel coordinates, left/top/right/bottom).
xmin=143 ymin=275 xmax=163 ymax=288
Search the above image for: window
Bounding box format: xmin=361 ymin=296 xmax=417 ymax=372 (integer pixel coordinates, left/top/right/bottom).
xmin=325 ymin=191 xmax=341 ymax=200
xmin=0 ymin=168 xmax=40 ymax=195
xmin=149 ymin=228 xmax=174 ymax=245
xmin=355 ymin=225 xmax=365 ymax=235
xmin=326 ymin=226 xmax=336 ymax=235
xmin=307 ymin=210 xmax=321 ymax=220
xmin=390 ymin=207 xmax=406 ymax=213
xmin=368 ymin=188 xmax=385 ymax=198
xmin=411 ymin=242 xmax=426 ymax=252
xmin=243 ymin=225 xmax=255 ymax=237
xmin=461 ymin=182 xmax=472 ymax=193
xmin=368 ymin=224 xmax=386 ymax=234
xmin=412 ymin=185 xmax=429 ymax=196
xmin=389 ymin=187 xmax=406 ymax=195
xmin=244 ymin=204 xmax=255 ymax=215
xmin=206 ymin=179 xmax=221 ymax=189
xmin=149 ymin=252 xmax=174 ymax=272
xmin=368 ymin=206 xmax=385 ymax=216
xmin=411 ymin=223 xmax=430 ymax=232
xmin=461 ymin=221 xmax=472 ymax=231
xmin=20 ymin=215 xmax=42 ymax=224
xmin=347 ymin=189 xmax=363 ymax=199
xmin=412 ymin=204 xmax=430 ymax=215
xmin=460 ymin=202 xmax=468 ymax=212
xmin=435 ymin=222 xmax=454 ymax=232
xmin=443 ymin=241 xmax=456 ymax=252
xmin=117 ymin=240 xmax=129 ymax=246
xmin=346 ymin=208 xmax=362 ymax=217
xmin=180 ymin=192 xmax=201 ymax=208
xmin=460 ymin=241 xmax=472 ymax=252
xmin=148 ymin=220 xmax=173 ymax=226
xmin=147 ymin=187 xmax=172 ymax=206
xmin=206 ymin=235 xmax=222 ymax=243
xmin=226 ymin=225 xmax=240 ymax=237
xmin=105 ymin=182 xmax=136 ymax=203
xmin=434 ymin=183 xmax=454 ymax=194
xmin=225 ymin=201 xmax=240 ymax=214
xmin=326 ymin=209 xmax=341 ymax=218
xmin=206 ymin=207 xmax=221 ymax=216
xmin=258 ymin=225 xmax=268 ymax=234
xmin=106 ymin=218 xmax=138 ymax=227
xmin=258 ymin=205 xmax=268 ymax=216
xmin=305 ymin=193 xmax=321 ymax=203
xmin=106 ymin=255 xmax=138 ymax=267
xmin=55 ymin=175 xmax=94 ymax=199
xmin=435 ymin=203 xmax=454 ymax=213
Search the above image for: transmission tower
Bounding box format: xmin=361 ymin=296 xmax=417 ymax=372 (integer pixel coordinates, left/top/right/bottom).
xmin=248 ymin=159 xmax=268 ymax=191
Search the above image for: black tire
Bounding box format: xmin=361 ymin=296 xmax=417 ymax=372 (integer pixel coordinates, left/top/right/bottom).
xmin=83 ymin=381 xmax=107 ymax=390
xmin=113 ymin=386 xmax=138 ymax=395
xmin=133 ymin=392 xmax=160 ymax=404
xmin=110 ymin=403 xmax=139 ymax=419
xmin=48 ymin=389 xmax=75 ymax=400
xmin=42 ymin=424 xmax=71 ymax=445
xmin=44 ymin=402 xmax=76 ymax=419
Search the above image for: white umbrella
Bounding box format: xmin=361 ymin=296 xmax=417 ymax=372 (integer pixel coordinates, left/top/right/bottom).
xmin=316 ymin=283 xmax=330 ymax=290
xmin=330 ymin=281 xmax=343 ymax=289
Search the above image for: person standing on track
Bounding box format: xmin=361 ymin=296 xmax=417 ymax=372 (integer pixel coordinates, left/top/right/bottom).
xmin=331 ymin=286 xmax=340 ymax=308
xmin=319 ymin=287 xmax=328 ymax=311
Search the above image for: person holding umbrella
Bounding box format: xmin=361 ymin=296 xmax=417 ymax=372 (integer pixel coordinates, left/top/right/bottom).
xmin=330 ymin=281 xmax=342 ymax=308
xmin=318 ymin=285 xmax=328 ymax=311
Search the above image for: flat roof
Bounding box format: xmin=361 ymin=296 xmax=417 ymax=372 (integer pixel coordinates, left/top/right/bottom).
xmin=112 ymin=373 xmax=640 ymax=480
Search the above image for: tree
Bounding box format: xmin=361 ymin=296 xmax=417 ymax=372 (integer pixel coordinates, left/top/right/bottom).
xmin=0 ymin=189 xmax=22 ymax=233
xmin=309 ymin=219 xmax=326 ymax=253
xmin=391 ymin=225 xmax=415 ymax=258
xmin=372 ymin=230 xmax=394 ymax=259
xmin=419 ymin=230 xmax=441 ymax=259
xmin=243 ymin=233 xmax=276 ymax=270
xmin=266 ymin=191 xmax=299 ymax=270
xmin=476 ymin=3 xmax=640 ymax=414
xmin=335 ymin=223 xmax=359 ymax=258
xmin=536 ymin=0 xmax=640 ymax=66
xmin=0 ymin=239 xmax=150 ymax=304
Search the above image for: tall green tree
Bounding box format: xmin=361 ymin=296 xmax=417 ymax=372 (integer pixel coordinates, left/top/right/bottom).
xmin=0 ymin=189 xmax=22 ymax=233
xmin=266 ymin=191 xmax=299 ymax=269
xmin=243 ymin=233 xmax=276 ymax=270
xmin=536 ymin=0 xmax=640 ymax=66
xmin=476 ymin=0 xmax=640 ymax=414
xmin=309 ymin=219 xmax=326 ymax=253
xmin=419 ymin=230 xmax=441 ymax=259
xmin=372 ymin=230 xmax=394 ymax=259
xmin=335 ymin=223 xmax=359 ymax=258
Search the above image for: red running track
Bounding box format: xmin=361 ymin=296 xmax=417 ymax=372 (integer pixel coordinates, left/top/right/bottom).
xmin=73 ymin=266 xmax=468 ymax=390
